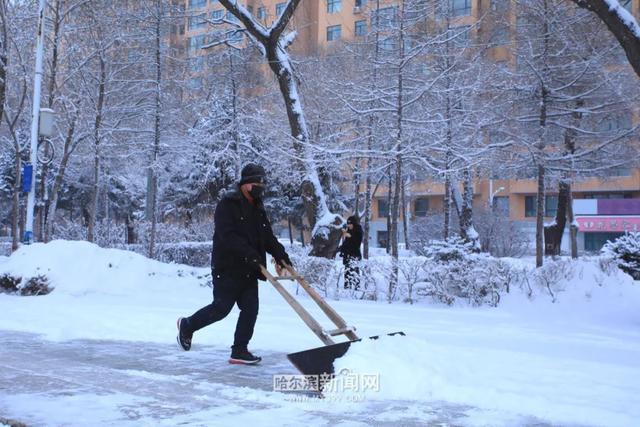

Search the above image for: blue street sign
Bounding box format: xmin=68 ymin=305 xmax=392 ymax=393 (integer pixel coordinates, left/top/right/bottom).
xmin=22 ymin=164 xmax=33 ymax=193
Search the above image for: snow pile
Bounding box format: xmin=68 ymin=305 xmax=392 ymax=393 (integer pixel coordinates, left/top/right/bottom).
xmin=329 ymin=331 xmax=640 ymax=426
xmin=0 ymin=240 xmax=206 ymax=297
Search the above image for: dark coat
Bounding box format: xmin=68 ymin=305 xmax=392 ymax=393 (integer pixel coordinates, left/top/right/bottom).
xmin=211 ymin=189 xmax=287 ymax=281
xmin=339 ymin=224 xmax=363 ymax=259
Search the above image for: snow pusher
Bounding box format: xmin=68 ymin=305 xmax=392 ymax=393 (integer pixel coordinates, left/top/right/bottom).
xmin=260 ymin=265 xmax=405 ymax=378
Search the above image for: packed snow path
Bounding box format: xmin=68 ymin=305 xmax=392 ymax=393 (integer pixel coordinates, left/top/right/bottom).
xmin=0 ymin=330 xmax=557 ymax=427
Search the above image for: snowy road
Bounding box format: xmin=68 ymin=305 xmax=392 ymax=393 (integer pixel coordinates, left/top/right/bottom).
xmin=0 ymin=331 xmax=555 ymax=427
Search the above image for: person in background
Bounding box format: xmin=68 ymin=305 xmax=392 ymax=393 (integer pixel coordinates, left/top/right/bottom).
xmin=339 ymin=215 xmax=363 ymax=290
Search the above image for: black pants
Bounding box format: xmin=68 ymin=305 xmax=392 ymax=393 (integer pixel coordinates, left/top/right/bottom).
xmin=342 ymin=255 xmax=361 ymax=290
xmin=187 ymin=274 xmax=259 ymax=349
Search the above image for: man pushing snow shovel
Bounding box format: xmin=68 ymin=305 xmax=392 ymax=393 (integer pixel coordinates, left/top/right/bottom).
xmin=176 ymin=163 xmax=292 ymax=365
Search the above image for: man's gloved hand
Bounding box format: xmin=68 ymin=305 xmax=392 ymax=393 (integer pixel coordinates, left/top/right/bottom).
xmin=277 ymin=252 xmax=292 ymax=269
xmin=274 ymin=253 xmax=292 ymax=276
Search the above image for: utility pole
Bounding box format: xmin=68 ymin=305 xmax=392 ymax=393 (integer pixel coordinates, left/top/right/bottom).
xmin=24 ymin=0 xmax=47 ymax=244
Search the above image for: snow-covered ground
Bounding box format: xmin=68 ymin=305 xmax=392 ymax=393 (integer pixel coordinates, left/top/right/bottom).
xmin=1 ymin=240 xmax=639 ymax=426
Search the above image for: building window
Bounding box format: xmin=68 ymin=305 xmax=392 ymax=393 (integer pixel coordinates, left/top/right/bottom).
xmin=189 ymin=0 xmax=207 ymax=9
xmin=188 ymin=13 xmax=207 ymax=30
xmin=257 ymin=7 xmax=266 ymax=20
xmin=377 ymin=198 xmax=389 ymax=218
xmin=492 ymin=196 xmax=509 ymax=215
xmin=355 ymin=20 xmax=366 ymax=37
xmin=211 ymin=9 xmax=223 ymax=20
xmin=372 ymin=6 xmax=397 ymax=29
xmin=584 ymin=193 xmax=632 ymax=199
xmin=171 ymin=24 xmax=185 ymax=35
xmin=585 ymin=232 xmax=624 ymax=252
xmin=606 ymin=166 xmax=632 ymax=177
xmin=525 ymin=195 xmax=559 ymax=217
xmin=276 ymin=2 xmax=286 ymax=16
xmin=379 ymin=37 xmax=396 ymax=51
xmin=377 ymin=230 xmax=389 ymax=248
xmin=327 ymin=0 xmax=341 ymax=13
xmin=450 ymin=0 xmax=472 ymax=17
xmin=525 ymin=196 xmax=536 ymax=218
xmin=327 ymin=24 xmax=341 ymax=41
xmin=247 ymin=5 xmax=254 ymax=15
xmin=187 ymin=34 xmax=206 ymax=52
xmin=226 ymin=11 xmax=239 ymax=23
xmin=545 ymin=195 xmax=558 ymax=218
xmin=414 ymin=197 xmax=429 ymax=217
xmin=355 ymin=0 xmax=366 ymax=7
xmin=491 ymin=0 xmax=510 ymax=12
xmin=620 ymin=0 xmax=632 ymax=11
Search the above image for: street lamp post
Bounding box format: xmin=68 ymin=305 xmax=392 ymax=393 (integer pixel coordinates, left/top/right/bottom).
xmin=24 ymin=0 xmax=47 ymax=244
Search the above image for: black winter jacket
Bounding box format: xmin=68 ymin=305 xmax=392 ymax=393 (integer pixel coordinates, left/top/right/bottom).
xmin=211 ymin=189 xmax=287 ymax=281
xmin=339 ymin=224 xmax=363 ymax=259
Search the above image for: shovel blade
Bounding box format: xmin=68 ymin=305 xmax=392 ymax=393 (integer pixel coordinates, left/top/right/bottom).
xmin=286 ymin=331 xmax=405 ymax=377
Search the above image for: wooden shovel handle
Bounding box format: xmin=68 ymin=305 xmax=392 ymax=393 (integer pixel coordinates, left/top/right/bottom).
xmin=284 ymin=264 xmax=360 ymax=341
xmin=260 ymin=266 xmax=334 ymax=346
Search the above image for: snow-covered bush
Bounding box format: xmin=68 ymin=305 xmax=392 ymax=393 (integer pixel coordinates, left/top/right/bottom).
xmin=0 ymin=274 xmax=53 ymax=296
xmin=416 ymin=238 xmax=504 ymax=306
xmin=419 ymin=256 xmax=502 ymax=307
xmin=418 ymin=236 xmax=474 ymax=261
xmin=288 ymin=246 xmax=341 ymax=298
xmin=601 ymin=232 xmax=640 ymax=280
xmin=532 ymin=259 xmax=574 ymax=302
xmin=398 ymin=257 xmax=427 ymax=304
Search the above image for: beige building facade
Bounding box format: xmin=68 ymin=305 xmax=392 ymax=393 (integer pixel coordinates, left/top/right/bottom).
xmin=174 ymin=0 xmax=640 ymax=252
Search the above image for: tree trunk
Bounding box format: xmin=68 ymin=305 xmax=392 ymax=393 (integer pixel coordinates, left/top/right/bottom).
xmin=353 ymin=158 xmax=361 ymax=216
xmin=287 ymin=217 xmax=293 ymax=245
xmin=544 ymin=180 xmax=569 ymax=256
xmin=218 ymin=0 xmax=342 ymax=259
xmin=0 ymin=0 xmax=8 ymax=125
xmin=451 ymin=169 xmax=480 ymax=250
xmin=401 ymin=177 xmax=409 ymax=250
xmin=45 ymin=161 xmax=66 ymax=242
xmin=11 ymin=154 xmax=20 ymax=252
xmin=443 ymin=173 xmax=451 ymax=240
xmin=88 ymin=57 xmax=106 ymax=243
xmin=386 ymin=166 xmax=392 ymax=254
xmin=535 ymin=164 xmax=545 ymax=267
xmin=149 ymin=0 xmax=163 ymax=259
xmin=567 ymin=186 xmax=578 ymax=259
xmin=363 ymin=155 xmax=372 ymax=259
xmin=572 ymin=0 xmax=640 ymax=79
xmin=362 ymin=0 xmax=380 ymax=260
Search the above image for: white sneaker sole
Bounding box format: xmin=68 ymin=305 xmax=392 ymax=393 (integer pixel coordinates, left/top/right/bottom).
xmin=228 ymin=357 xmax=261 ymax=365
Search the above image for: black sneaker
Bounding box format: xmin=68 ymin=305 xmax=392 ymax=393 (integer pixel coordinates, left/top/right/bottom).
xmin=176 ymin=317 xmax=192 ymax=351
xmin=229 ymin=347 xmax=262 ymax=365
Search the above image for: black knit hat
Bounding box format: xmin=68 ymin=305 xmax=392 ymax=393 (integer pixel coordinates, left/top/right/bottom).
xmin=239 ymin=163 xmax=267 ymax=185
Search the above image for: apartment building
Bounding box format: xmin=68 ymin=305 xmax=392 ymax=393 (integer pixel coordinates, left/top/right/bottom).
xmin=174 ymin=0 xmax=640 ymax=252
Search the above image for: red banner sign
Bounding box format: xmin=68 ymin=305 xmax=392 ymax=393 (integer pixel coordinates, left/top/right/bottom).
xmin=576 ymin=216 xmax=640 ymax=233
